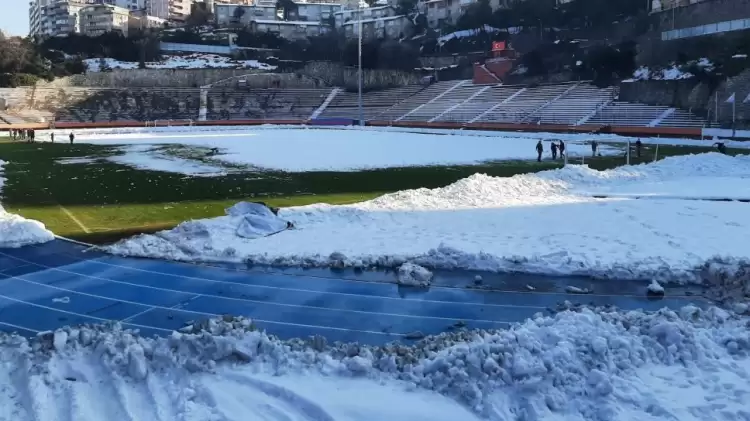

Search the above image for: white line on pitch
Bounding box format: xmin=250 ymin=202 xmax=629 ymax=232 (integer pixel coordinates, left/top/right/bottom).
xmin=59 ymin=205 xmax=90 ymax=234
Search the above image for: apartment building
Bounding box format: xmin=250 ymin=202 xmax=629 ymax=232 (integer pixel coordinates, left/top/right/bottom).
xmin=288 ymin=2 xmax=341 ymax=22
xmin=333 ymin=4 xmax=395 ymax=26
xmin=29 ymin=0 xmax=52 ymax=36
xmin=250 ymin=19 xmax=330 ymax=39
xmin=214 ymin=3 xmax=277 ymax=26
xmin=341 ymin=14 xmax=409 ymax=39
xmin=79 ymin=3 xmax=131 ymax=36
xmin=37 ymin=0 xmax=90 ymax=36
xmin=143 ymin=0 xmax=193 ymax=21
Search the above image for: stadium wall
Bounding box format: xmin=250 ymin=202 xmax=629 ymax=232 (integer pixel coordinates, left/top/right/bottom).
xmin=44 ymin=69 xmax=268 ymax=88
xmin=1 ymin=119 xmax=704 ymax=139
xmin=619 ymin=79 xmax=707 ymax=110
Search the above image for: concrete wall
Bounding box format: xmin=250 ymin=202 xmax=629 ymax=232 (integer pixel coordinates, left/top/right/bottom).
xmin=652 ymin=0 xmax=750 ymax=31
xmin=42 ymin=69 xmax=266 ymax=88
xmin=302 ymin=62 xmax=420 ymax=91
xmin=637 ymin=0 xmax=750 ymax=64
xmin=618 ymin=80 xmax=702 ymax=109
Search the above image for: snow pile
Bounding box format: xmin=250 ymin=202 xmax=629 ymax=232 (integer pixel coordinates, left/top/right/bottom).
xmin=624 ymin=58 xmax=714 ymax=82
xmin=84 ymin=53 xmax=276 ymax=72
xmin=0 ymin=160 xmax=55 ymax=248
xmin=437 ymin=25 xmax=503 ymax=45
xmin=2 ymin=305 xmax=749 ymax=421
xmin=647 ymin=279 xmax=665 ymax=295
xmin=108 ymin=153 xmax=750 ymax=287
xmin=396 ymin=262 xmax=433 ymax=287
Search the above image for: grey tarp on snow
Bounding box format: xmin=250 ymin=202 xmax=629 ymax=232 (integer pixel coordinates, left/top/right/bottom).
xmin=227 ymin=202 xmax=290 ymax=239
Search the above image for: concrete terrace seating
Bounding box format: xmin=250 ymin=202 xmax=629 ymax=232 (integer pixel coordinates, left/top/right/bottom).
xmin=528 ymin=84 xmax=616 ymax=125
xmin=55 ymin=88 xmax=201 ymax=123
xmin=435 ymin=85 xmax=523 ymax=123
xmin=206 ymin=88 xmax=331 ymax=120
xmin=374 ymin=81 xmax=460 ymax=121
xmin=398 ymin=82 xmax=488 ymax=122
xmin=0 ymin=88 xmax=31 ymax=110
xmin=480 ymin=84 xmax=573 ymax=123
xmin=0 ymin=111 xmax=27 ymax=124
xmin=587 ymin=102 xmax=671 ymax=127
xmin=318 ymin=85 xmax=425 ymax=120
xmin=657 ymin=109 xmax=706 ymax=128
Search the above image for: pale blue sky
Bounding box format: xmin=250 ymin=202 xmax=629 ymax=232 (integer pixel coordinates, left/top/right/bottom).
xmin=1 ymin=0 xmax=30 ymax=36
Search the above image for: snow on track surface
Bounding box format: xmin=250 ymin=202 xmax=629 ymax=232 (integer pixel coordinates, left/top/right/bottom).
xmin=42 ymin=126 xmax=619 ymax=173
xmin=0 ymin=161 xmax=55 ymax=248
xmin=108 ymin=153 xmax=750 ymax=284
xmin=0 ymin=305 xmax=749 ymax=421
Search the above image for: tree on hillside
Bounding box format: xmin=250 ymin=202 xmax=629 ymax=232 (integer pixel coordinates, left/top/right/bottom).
xmin=456 ymin=0 xmax=493 ymax=30
xmin=232 ymin=6 xmax=246 ymax=26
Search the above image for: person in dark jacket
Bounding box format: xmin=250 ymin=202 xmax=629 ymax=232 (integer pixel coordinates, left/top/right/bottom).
xmin=635 ymin=139 xmax=642 ymax=158
xmin=69 ymin=132 xmax=75 ymax=144
xmin=558 ymin=140 xmax=566 ymax=159
xmin=536 ymin=140 xmax=543 ymax=162
xmin=50 ymin=132 xmax=55 ymax=143
xmin=591 ymin=140 xmax=598 ymax=157
xmin=551 ymin=142 xmax=558 ymax=160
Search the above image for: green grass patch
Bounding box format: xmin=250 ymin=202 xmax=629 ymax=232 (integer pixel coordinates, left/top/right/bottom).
xmin=0 ymin=138 xmax=743 ymax=244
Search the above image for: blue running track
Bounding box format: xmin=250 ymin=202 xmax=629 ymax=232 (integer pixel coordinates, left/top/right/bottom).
xmin=0 ymin=239 xmax=707 ymax=345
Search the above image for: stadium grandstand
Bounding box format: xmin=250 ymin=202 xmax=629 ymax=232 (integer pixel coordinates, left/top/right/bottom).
xmin=0 ymin=78 xmax=709 ymax=129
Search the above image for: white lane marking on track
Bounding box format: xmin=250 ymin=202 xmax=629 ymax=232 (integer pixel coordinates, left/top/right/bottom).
xmin=0 ymin=321 xmax=40 ymax=333
xmin=0 ymin=276 xmax=413 ymax=337
xmin=0 ymin=249 xmax=546 ymax=311
xmin=5 ymin=267 xmax=509 ymax=326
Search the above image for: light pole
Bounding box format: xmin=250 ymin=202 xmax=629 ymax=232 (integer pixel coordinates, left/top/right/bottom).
xmin=357 ymin=1 xmax=364 ymax=126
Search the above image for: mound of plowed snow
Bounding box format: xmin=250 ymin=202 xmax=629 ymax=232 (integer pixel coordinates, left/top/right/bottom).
xmin=107 ymin=154 xmax=750 ymax=286
xmin=0 ymin=161 xmax=55 ymax=248
xmin=1 ymin=304 xmax=748 ymax=421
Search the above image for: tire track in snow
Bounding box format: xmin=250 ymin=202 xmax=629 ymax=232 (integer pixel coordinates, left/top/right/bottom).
xmin=0 ymin=359 xmax=32 ymax=421
xmin=212 ymin=373 xmax=337 ymax=421
xmin=7 ymin=356 xmax=71 ymax=421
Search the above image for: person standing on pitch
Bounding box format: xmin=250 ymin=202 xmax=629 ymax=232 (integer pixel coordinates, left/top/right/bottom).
xmin=50 ymin=132 xmax=55 ymax=143
xmin=69 ymin=132 xmax=75 ymax=144
xmin=558 ymin=140 xmax=566 ymax=159
xmin=635 ymin=139 xmax=642 ymax=158
xmin=551 ymin=142 xmax=558 ymax=160
xmin=591 ymin=140 xmax=598 ymax=156
xmin=536 ymin=140 xmax=543 ymax=162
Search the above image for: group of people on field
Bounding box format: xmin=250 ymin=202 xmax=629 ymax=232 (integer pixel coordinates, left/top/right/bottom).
xmin=7 ymin=129 xmax=75 ymax=144
xmin=535 ymin=139 xmax=568 ymax=162
xmin=535 ymin=138 xmax=651 ymax=162
xmin=10 ymin=128 xmax=36 ymax=142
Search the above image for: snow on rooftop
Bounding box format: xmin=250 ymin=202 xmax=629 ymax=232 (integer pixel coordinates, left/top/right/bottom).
xmin=84 ymin=53 xmax=276 ymax=72
xmin=0 ymin=160 xmax=55 ymax=248
xmin=437 ymin=25 xmax=501 ymax=45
